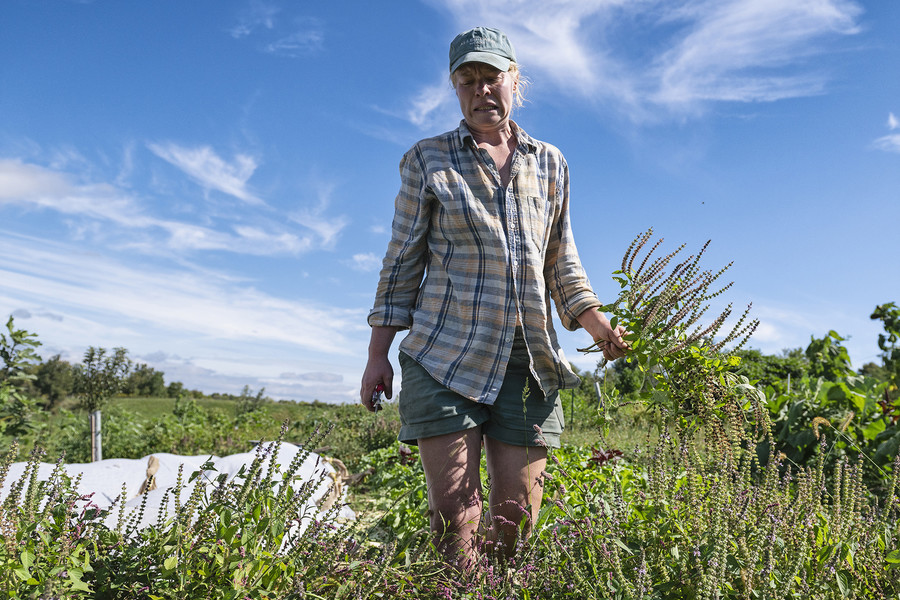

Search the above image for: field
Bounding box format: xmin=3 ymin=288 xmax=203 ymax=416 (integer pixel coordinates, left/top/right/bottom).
xmin=3 ymin=373 xmax=899 ymax=599
xmin=2 ymin=253 xmax=899 ymax=598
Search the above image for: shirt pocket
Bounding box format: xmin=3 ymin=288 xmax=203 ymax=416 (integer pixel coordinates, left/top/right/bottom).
xmin=523 ymin=195 xmax=551 ymax=252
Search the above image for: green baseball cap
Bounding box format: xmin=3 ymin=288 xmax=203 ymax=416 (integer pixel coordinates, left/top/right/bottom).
xmin=449 ymin=27 xmax=516 ymax=73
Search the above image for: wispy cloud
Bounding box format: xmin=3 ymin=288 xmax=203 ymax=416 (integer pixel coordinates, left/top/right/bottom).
xmin=652 ymin=0 xmax=861 ymax=108
xmin=873 ymin=112 xmax=900 ymax=153
xmin=346 ymin=252 xmax=382 ymax=272
xmin=229 ymin=2 xmax=324 ymax=58
xmin=264 ymin=19 xmax=324 ymax=57
xmin=406 ymin=80 xmax=458 ymax=130
xmin=288 ymin=180 xmax=348 ymax=249
xmin=0 ymin=230 xmax=367 ymax=402
xmin=148 ymin=143 xmax=264 ymax=205
xmin=1 ymin=157 xmax=340 ymax=257
xmin=0 ymin=159 xmax=72 ymax=199
xmin=366 ymin=76 xmax=459 ymax=141
xmin=413 ymin=0 xmax=863 ymax=122
xmin=229 ymin=0 xmax=280 ymax=38
xmin=0 ymin=159 xmax=152 ymax=227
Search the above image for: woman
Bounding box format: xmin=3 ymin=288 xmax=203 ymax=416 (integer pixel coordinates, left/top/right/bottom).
xmin=360 ymin=26 xmax=627 ymax=568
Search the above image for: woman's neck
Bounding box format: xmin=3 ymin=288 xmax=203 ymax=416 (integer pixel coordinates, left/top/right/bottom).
xmin=468 ymin=122 xmax=514 ymax=147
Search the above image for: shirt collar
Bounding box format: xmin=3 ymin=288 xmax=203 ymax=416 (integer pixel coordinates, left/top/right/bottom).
xmin=456 ymin=120 xmax=538 ymax=154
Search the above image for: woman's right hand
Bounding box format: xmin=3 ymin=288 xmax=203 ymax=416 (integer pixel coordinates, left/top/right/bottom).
xmin=360 ymin=325 xmax=400 ymax=412
xmin=360 ymin=355 xmax=394 ymax=412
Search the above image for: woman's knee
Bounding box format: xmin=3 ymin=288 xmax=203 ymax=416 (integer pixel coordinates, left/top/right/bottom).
xmin=428 ymin=491 xmax=482 ymax=534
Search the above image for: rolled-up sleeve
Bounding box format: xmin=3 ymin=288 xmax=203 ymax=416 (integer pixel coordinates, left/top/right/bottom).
xmin=367 ymin=147 xmax=432 ymax=329
xmin=544 ymin=159 xmax=601 ymax=330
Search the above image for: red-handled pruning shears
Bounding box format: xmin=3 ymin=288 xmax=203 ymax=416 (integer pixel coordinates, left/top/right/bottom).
xmin=372 ymin=383 xmax=385 ymax=412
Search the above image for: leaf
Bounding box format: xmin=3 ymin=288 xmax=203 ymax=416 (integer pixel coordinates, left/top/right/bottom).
xmin=611 ymin=538 xmax=633 ymax=555
xmin=840 ymin=543 xmax=854 ymax=570
xmin=20 ymin=549 xmax=34 ymax=570
xmin=68 ymin=569 xmax=91 ymax=592
xmin=164 ymin=555 xmax=178 ymax=571
xmin=836 ymin=570 xmax=849 ymax=597
xmin=886 ymin=550 xmax=900 ymax=564
xmin=862 ymin=419 xmax=886 ymax=441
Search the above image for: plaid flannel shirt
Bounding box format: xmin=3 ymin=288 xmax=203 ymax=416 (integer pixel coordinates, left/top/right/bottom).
xmin=368 ymin=120 xmax=601 ymax=405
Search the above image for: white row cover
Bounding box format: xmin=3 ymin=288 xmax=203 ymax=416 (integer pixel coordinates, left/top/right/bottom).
xmin=0 ymin=442 xmax=355 ymax=534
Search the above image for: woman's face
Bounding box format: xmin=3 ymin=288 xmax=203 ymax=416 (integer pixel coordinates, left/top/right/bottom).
xmin=453 ymin=63 xmax=517 ymax=134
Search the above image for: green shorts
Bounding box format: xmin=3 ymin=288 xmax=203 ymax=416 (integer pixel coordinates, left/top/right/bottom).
xmin=397 ymin=329 xmax=564 ymax=448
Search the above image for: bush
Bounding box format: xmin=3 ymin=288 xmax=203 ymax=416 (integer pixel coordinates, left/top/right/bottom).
xmin=122 ymin=364 xmax=166 ymax=398
xmin=33 ymin=355 xmax=76 ymax=409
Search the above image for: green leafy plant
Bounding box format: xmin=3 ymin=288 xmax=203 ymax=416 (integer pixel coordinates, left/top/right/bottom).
xmin=580 ymin=228 xmax=757 ymax=361
xmin=580 ymin=230 xmax=759 ymax=436
xmin=0 ymin=316 xmax=41 ymax=439
xmin=872 ymin=301 xmax=900 ymax=402
xmin=352 ymin=442 xmax=430 ymax=563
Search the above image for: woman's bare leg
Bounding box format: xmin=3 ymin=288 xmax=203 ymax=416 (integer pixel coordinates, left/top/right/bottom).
xmin=417 ymin=427 xmax=484 ymax=569
xmin=484 ymin=436 xmax=547 ymax=557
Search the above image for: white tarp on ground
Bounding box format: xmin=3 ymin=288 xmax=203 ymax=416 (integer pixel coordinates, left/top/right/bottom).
xmin=0 ymin=442 xmax=354 ymax=533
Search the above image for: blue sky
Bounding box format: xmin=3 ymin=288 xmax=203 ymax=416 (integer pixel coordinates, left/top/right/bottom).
xmin=1 ymin=0 xmax=898 ymax=404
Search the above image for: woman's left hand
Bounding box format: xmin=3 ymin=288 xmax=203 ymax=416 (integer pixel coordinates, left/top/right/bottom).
xmin=576 ymin=308 xmax=630 ymax=361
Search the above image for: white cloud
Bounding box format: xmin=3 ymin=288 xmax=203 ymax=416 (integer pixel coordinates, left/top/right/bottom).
xmin=264 ymin=20 xmax=324 ymax=57
xmin=874 ymin=133 xmax=900 ymax=154
xmin=0 ymin=159 xmax=153 ymax=227
xmin=0 ymin=159 xmax=71 ymax=199
xmin=148 ymin=143 xmax=264 ymax=205
xmin=346 ymin=252 xmax=382 ymax=272
xmin=0 ymin=158 xmax=340 ymax=257
xmin=407 ymin=80 xmax=458 ymax=130
xmin=229 ymin=3 xmax=324 ymax=58
xmin=288 ymin=180 xmax=349 ymax=249
xmin=653 ymin=0 xmax=861 ymax=107
xmin=0 ymin=230 xmax=369 ymax=401
xmin=231 ymin=225 xmax=314 ymax=254
xmin=229 ymin=1 xmax=280 ymax=38
xmin=419 ymin=0 xmax=863 ymax=121
xmin=874 ymin=113 xmax=900 ymax=153
xmin=290 ymin=211 xmax=348 ymax=249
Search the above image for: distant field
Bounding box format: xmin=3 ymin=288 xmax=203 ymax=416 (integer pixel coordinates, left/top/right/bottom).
xmin=114 ymin=396 xmax=315 ymax=422
xmin=34 ymin=393 xmax=655 ymax=469
xmin=112 ymin=394 xmax=655 ymax=454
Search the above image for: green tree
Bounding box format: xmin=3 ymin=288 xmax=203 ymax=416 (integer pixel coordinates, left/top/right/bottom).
xmin=805 ymin=330 xmax=854 ymax=381
xmin=733 ymin=347 xmax=808 ymax=390
xmin=75 ymin=346 xmax=131 ymax=461
xmin=75 ymin=347 xmax=132 ymax=412
xmin=596 ymin=356 xmax=644 ymax=398
xmin=123 ymin=363 xmax=166 ymax=397
xmin=34 ymin=354 xmax=76 ymax=409
xmin=0 ymin=316 xmax=41 ymax=438
xmin=166 ymin=380 xmax=185 ymax=398
xmin=871 ymin=302 xmax=900 ymax=400
xmin=235 ymin=385 xmax=267 ymax=418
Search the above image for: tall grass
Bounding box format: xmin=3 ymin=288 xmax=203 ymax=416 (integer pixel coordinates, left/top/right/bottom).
xmin=2 ymin=397 xmax=899 ymax=597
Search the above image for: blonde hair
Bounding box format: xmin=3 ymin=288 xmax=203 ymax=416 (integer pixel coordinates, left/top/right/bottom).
xmin=450 ymin=62 xmax=530 ymax=108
